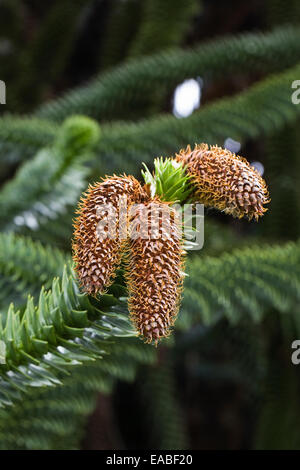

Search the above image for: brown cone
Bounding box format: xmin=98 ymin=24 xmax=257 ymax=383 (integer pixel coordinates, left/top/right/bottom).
xmin=126 ymin=198 xmax=185 ymax=344
xmin=73 ymin=175 xmax=146 ymax=295
xmin=176 ymin=143 xmax=270 ymax=220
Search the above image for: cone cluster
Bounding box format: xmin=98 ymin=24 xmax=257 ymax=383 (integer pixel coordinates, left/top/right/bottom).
xmin=73 ymin=175 xmax=185 ymax=344
xmin=176 ymin=143 xmax=270 ymax=220
xmin=73 ymin=143 xmax=270 ymax=344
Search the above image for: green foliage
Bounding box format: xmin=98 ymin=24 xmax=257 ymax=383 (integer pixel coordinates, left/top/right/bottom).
xmin=0 ymin=232 xmax=68 ymax=314
xmin=142 ymin=158 xmax=192 ymax=202
xmin=254 ymin=313 xmax=300 ymax=450
xmin=55 ymin=115 xmax=101 ymax=158
xmin=0 ymin=248 xmax=155 ymax=448
xmin=0 ymin=263 xmax=154 ymax=408
xmin=9 ymin=0 xmax=88 ymax=112
xmin=99 ymin=0 xmax=142 ymax=70
xmin=262 ymin=122 xmax=300 ymax=240
xmin=0 ymin=116 xmax=57 ymax=164
xmin=129 ymin=0 xmax=199 ymax=57
xmin=181 ymin=240 xmax=300 ymax=328
xmin=137 ymin=357 xmax=188 ymax=450
xmin=35 ymin=26 xmax=300 ymax=122
xmin=0 ymin=356 xmax=154 ymax=450
xmin=93 ymin=62 xmax=300 ymax=171
xmin=0 ymin=116 xmax=100 ymax=233
xmin=3 ymin=61 xmax=300 ymax=174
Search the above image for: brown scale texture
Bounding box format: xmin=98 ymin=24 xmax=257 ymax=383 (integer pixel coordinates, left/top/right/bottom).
xmin=176 ymin=143 xmax=270 ymax=220
xmin=126 ymin=198 xmax=185 ymax=344
xmin=73 ymin=175 xmax=146 ymax=295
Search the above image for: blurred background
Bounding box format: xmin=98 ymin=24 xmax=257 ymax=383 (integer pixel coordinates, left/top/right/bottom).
xmin=0 ymin=0 xmax=300 ymax=450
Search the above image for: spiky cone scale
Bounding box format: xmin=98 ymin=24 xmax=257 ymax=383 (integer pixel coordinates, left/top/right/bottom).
xmin=73 ymin=175 xmax=146 ymax=295
xmin=126 ymin=198 xmax=185 ymax=344
xmin=176 ymin=144 xmax=270 ymax=220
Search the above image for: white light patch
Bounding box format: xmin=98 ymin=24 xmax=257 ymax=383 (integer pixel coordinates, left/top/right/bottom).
xmin=251 ymin=161 xmax=264 ymax=176
xmin=173 ymin=78 xmax=202 ymax=118
xmin=224 ymin=138 xmax=241 ymax=154
xmin=24 ymin=212 xmax=39 ymax=230
xmin=14 ymin=216 xmax=25 ymax=226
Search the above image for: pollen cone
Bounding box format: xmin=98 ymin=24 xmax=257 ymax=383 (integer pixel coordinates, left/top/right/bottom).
xmin=176 ymin=143 xmax=270 ymax=220
xmin=126 ymin=198 xmax=185 ymax=344
xmin=73 ymin=175 xmax=146 ymax=295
